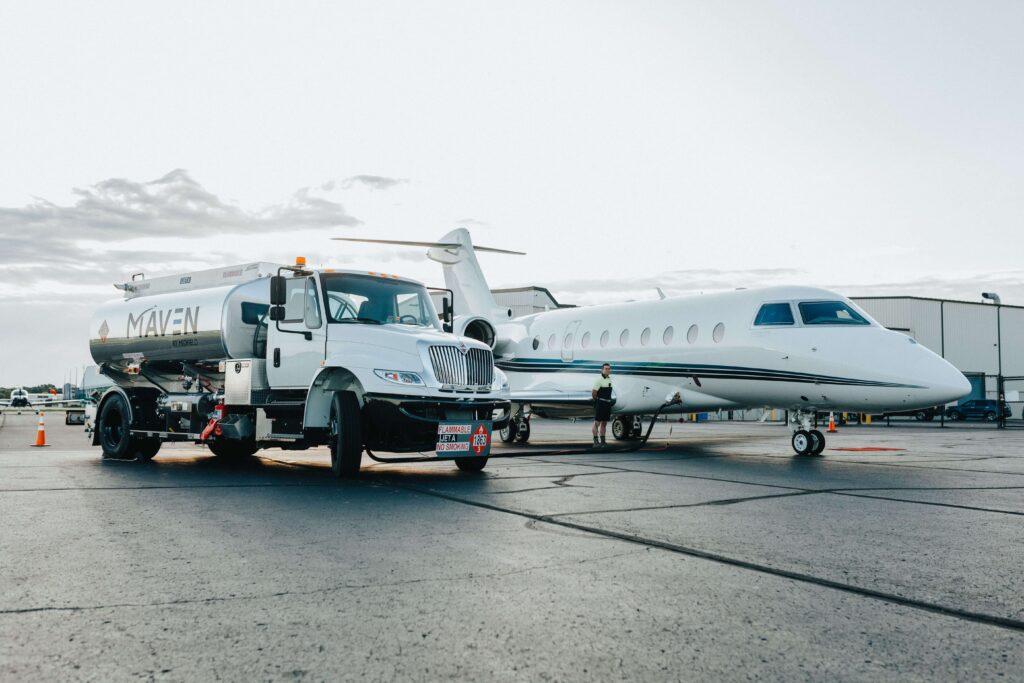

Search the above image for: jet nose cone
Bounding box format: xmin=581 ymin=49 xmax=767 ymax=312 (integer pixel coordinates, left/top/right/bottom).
xmin=928 ymin=362 xmax=972 ymax=405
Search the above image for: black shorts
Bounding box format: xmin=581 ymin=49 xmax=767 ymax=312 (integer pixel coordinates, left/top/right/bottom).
xmin=595 ymin=400 xmax=612 ymax=422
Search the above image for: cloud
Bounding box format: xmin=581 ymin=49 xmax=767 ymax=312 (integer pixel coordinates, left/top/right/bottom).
xmin=539 ymin=268 xmax=804 ymax=304
xmin=0 ymin=169 xmax=359 ymax=242
xmin=0 ymin=170 xmax=365 ymax=286
xmin=338 ymin=175 xmax=409 ymax=191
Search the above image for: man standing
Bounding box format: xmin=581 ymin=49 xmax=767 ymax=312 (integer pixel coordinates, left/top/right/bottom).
xmin=592 ymin=363 xmax=613 ymax=448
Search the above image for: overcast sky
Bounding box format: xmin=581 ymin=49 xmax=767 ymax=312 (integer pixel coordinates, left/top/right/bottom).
xmin=1 ymin=0 xmax=1023 ymax=385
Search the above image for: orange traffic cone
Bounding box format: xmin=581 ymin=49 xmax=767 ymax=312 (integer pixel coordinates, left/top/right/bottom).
xmin=31 ymin=412 xmax=49 ymax=447
xmin=827 ymin=412 xmax=838 ymax=433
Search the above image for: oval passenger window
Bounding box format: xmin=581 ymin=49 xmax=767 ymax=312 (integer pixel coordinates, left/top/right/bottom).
xmin=600 ymin=331 xmax=609 ymax=347
xmin=581 ymin=332 xmax=591 ymax=348
xmin=619 ymin=329 xmax=630 ymax=347
xmin=713 ymin=323 xmax=725 ymax=343
xmin=640 ymin=327 xmax=651 ymax=346
xmin=687 ymin=324 xmax=699 ymax=344
xmin=663 ymin=326 xmax=674 ymax=345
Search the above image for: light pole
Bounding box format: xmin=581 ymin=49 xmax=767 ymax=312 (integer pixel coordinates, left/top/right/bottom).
xmin=982 ymin=292 xmax=1004 ymax=428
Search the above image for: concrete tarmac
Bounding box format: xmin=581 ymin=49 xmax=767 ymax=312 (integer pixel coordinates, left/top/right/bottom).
xmin=1 ymin=412 xmax=1022 ymax=681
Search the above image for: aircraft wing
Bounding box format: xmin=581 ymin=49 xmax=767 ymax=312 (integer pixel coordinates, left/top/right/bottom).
xmin=509 ymin=390 xmax=598 ymax=406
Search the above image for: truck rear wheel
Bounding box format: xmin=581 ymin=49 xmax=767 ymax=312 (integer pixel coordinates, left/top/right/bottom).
xmin=207 ymin=440 xmax=258 ymax=459
xmin=98 ymin=393 xmax=137 ymax=459
xmin=455 ymin=457 xmax=488 ymax=472
xmin=330 ymin=391 xmax=363 ymax=477
xmin=135 ymin=439 xmax=161 ymax=461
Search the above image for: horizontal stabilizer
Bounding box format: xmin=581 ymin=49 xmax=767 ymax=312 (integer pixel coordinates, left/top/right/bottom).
xmin=333 ymin=237 xmax=525 ymax=255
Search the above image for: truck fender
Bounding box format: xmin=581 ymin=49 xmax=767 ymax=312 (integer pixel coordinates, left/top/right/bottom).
xmin=303 ymin=367 xmax=365 ymax=429
xmin=91 ymin=387 xmax=135 ymax=446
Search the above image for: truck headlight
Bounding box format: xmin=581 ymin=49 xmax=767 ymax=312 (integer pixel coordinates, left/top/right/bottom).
xmin=374 ymin=369 xmax=425 ymax=386
xmin=492 ymin=368 xmax=510 ymax=391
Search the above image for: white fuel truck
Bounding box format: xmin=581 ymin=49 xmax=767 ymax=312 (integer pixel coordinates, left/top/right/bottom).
xmin=87 ymin=260 xmax=511 ymax=475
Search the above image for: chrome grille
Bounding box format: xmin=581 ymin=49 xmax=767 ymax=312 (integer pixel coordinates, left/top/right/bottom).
xmin=429 ymin=346 xmax=494 ymax=387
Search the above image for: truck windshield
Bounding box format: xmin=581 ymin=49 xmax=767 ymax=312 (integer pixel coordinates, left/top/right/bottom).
xmin=321 ymin=274 xmax=441 ymax=329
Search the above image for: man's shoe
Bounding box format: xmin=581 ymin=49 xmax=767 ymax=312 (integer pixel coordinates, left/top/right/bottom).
xmin=592 ymin=437 xmax=600 ymax=448
xmin=600 ymin=437 xmax=607 ymax=447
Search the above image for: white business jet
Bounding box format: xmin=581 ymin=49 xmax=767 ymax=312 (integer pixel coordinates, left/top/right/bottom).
xmin=335 ymin=229 xmax=970 ymax=455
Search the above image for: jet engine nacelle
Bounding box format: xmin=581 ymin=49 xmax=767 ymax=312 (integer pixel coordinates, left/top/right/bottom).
xmin=453 ymin=315 xmax=496 ymax=349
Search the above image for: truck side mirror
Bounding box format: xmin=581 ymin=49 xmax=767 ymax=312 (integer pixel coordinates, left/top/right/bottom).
xmin=270 ymin=276 xmax=287 ymax=306
xmin=442 ymin=297 xmax=453 ymax=333
xmin=269 ymin=305 xmax=285 ymax=322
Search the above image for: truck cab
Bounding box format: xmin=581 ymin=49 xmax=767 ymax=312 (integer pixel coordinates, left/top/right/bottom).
xmin=88 ymin=261 xmax=511 ymax=476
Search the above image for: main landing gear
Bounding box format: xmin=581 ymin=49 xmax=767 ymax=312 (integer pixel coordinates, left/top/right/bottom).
xmin=612 ymin=415 xmax=643 ymax=441
xmin=500 ymin=411 xmax=531 ymax=444
xmin=790 ymin=410 xmax=826 ymax=456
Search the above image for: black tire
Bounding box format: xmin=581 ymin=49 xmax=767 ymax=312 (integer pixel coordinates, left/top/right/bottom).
xmin=915 ymin=411 xmax=927 ymax=421
xmin=809 ymin=429 xmax=826 ymax=456
xmin=98 ymin=393 xmax=135 ymax=459
xmin=514 ymin=419 xmax=530 ymax=443
xmin=135 ymin=439 xmax=162 ymax=461
xmin=455 ymin=457 xmax=488 ymax=472
xmin=923 ymin=413 xmax=934 ymax=422
xmin=630 ymin=418 xmax=644 ymax=439
xmin=207 ymin=440 xmax=258 ymax=459
xmin=947 ymin=410 xmax=961 ymax=421
xmin=791 ymin=430 xmax=813 ymax=456
xmin=611 ymin=417 xmax=629 ymax=441
xmin=499 ymin=420 xmax=518 ymax=443
xmin=330 ymin=391 xmax=363 ymax=477
xmin=984 ymin=411 xmax=996 ymax=422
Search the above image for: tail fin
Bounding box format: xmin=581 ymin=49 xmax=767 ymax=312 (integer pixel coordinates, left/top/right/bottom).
xmin=427 ymin=229 xmax=508 ymax=320
xmin=334 ymin=228 xmax=523 ymax=320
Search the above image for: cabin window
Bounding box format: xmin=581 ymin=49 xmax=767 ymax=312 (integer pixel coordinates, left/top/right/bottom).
xmin=581 ymin=331 xmax=591 ymax=348
xmin=241 ymin=302 xmax=269 ymax=325
xmin=304 ymin=279 xmax=323 ymax=329
xmin=640 ymin=327 xmax=651 ymax=346
xmin=564 ymin=333 xmax=574 ymax=348
xmin=532 ymin=336 xmax=541 ymax=350
xmin=754 ymin=303 xmax=795 ymax=326
xmin=548 ymin=333 xmax=557 ymax=349
xmin=663 ymin=326 xmax=674 ymax=345
xmin=600 ymin=330 xmax=609 ymax=347
xmin=713 ymin=322 xmax=725 ymax=343
xmin=798 ymin=301 xmax=870 ymax=326
xmin=283 ymin=278 xmax=306 ymax=322
xmin=619 ymin=329 xmax=630 ymax=347
xmin=687 ymin=324 xmax=699 ymax=344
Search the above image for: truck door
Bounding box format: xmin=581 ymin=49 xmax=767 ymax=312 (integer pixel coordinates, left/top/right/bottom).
xmin=266 ymin=275 xmax=328 ymax=389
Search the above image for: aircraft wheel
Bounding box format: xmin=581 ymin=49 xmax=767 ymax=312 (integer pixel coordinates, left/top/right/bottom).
xmin=809 ymin=429 xmax=826 ymax=456
xmin=499 ymin=420 xmax=518 ymax=443
xmin=514 ymin=419 xmax=531 ymax=443
xmin=455 ymin=457 xmax=488 ymax=472
xmin=791 ymin=430 xmax=813 ymax=456
xmin=630 ymin=417 xmax=644 ymax=439
xmin=329 ymin=391 xmax=363 ymax=477
xmin=611 ymin=417 xmax=630 ymax=441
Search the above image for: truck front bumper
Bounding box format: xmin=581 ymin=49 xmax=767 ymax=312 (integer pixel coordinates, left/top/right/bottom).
xmin=361 ymin=393 xmax=511 ymax=453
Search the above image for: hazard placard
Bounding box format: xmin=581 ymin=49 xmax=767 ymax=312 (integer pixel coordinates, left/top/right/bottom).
xmin=436 ymin=421 xmax=492 ymax=457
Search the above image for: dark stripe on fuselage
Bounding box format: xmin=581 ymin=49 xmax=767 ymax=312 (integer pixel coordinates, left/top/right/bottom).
xmin=495 ymin=358 xmax=921 ymax=389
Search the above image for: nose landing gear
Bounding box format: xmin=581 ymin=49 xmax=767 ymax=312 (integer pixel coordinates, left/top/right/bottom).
xmin=790 ymin=410 xmax=826 ymax=456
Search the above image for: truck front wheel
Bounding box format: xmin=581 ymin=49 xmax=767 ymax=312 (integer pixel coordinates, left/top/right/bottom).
xmin=455 ymin=457 xmax=488 ymax=472
xmin=330 ymin=391 xmax=363 ymax=477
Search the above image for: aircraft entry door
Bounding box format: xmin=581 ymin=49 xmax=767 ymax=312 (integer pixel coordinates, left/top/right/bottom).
xmin=561 ymin=320 xmax=581 ymax=362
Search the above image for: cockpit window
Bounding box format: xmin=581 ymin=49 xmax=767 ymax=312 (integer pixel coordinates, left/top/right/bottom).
xmin=754 ymin=303 xmax=795 ymax=326
xmin=798 ymin=301 xmax=870 ymax=326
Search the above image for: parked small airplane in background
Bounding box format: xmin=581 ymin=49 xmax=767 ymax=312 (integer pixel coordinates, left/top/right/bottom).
xmin=0 ymin=387 xmax=81 ymax=410
xmin=336 ymin=229 xmax=971 ymax=455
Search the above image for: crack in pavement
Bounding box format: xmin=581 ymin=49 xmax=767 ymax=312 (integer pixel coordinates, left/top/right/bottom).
xmin=380 ymin=480 xmax=1024 ymax=634
xmin=0 ymin=548 xmax=643 ymax=617
xmin=544 ymin=490 xmax=824 ymax=518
